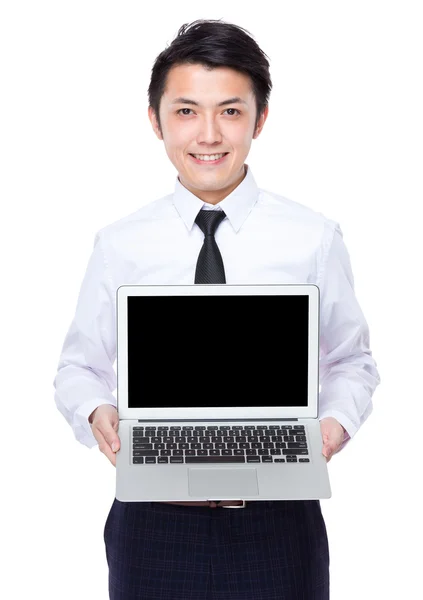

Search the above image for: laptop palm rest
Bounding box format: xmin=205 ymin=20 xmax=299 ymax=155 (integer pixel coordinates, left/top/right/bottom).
xmin=188 ymin=468 xmax=259 ymax=497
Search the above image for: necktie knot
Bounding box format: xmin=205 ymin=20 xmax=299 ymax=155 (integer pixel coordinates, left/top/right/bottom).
xmin=195 ymin=209 xmax=226 ymax=236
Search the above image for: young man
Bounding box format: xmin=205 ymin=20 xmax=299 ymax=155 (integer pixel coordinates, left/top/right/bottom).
xmin=54 ymin=19 xmax=380 ymax=600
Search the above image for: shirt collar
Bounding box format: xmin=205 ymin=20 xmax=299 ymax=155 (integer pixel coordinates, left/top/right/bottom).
xmin=172 ymin=163 xmax=259 ymax=233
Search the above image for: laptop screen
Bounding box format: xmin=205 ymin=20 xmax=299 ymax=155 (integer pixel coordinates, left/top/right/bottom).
xmin=126 ymin=294 xmax=310 ymax=408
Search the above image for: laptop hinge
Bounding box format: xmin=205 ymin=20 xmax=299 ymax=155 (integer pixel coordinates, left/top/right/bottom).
xmin=137 ymin=418 xmax=300 ymax=423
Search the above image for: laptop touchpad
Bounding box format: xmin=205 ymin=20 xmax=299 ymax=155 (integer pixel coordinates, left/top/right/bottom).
xmin=188 ymin=468 xmax=259 ymax=497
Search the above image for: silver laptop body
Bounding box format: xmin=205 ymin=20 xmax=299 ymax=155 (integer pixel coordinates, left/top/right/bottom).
xmin=115 ymin=284 xmax=331 ymax=501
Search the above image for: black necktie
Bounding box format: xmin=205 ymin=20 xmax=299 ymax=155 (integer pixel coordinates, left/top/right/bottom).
xmin=194 ymin=210 xmax=226 ymax=283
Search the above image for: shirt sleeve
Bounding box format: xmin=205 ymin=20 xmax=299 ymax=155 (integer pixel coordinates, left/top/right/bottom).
xmin=316 ymin=221 xmax=381 ymax=452
xmin=53 ymin=230 xmax=117 ymax=448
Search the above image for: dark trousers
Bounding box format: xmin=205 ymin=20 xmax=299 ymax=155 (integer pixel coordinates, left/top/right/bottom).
xmin=104 ymin=498 xmax=330 ymax=600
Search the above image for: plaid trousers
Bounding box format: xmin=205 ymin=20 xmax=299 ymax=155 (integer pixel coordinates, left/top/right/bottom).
xmin=104 ymin=498 xmax=330 ymax=600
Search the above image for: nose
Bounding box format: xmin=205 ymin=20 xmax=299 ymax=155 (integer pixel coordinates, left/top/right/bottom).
xmin=196 ymin=116 xmax=223 ymax=146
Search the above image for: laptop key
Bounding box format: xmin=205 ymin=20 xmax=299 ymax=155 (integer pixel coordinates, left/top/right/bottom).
xmin=282 ymin=449 xmax=308 ymax=455
xmin=185 ymin=456 xmax=245 ymax=463
xmin=135 ymin=450 xmax=159 ymax=456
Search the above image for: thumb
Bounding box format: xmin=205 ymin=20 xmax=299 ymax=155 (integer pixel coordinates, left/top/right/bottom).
xmin=112 ymin=419 xmax=120 ymax=451
xmin=322 ymin=440 xmax=335 ymax=459
xmin=104 ymin=423 xmax=120 ymax=453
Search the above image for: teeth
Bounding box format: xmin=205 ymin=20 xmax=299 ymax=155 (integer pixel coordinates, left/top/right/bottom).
xmin=192 ymin=153 xmax=226 ymax=161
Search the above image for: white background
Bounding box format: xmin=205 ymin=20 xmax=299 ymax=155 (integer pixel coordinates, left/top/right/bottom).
xmin=1 ymin=1 xmax=422 ymax=598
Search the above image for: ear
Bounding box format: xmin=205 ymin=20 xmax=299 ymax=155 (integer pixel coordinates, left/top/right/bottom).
xmin=253 ymin=105 xmax=269 ymax=139
xmin=148 ymin=106 xmax=163 ymax=140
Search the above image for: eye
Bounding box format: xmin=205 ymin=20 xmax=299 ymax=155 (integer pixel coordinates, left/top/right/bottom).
xmin=177 ymin=108 xmax=194 ymax=116
xmin=176 ymin=108 xmax=241 ymax=116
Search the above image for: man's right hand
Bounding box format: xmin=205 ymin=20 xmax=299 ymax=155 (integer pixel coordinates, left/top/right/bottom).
xmin=88 ymin=404 xmax=120 ymax=467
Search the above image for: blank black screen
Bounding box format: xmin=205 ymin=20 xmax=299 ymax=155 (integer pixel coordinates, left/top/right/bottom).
xmin=126 ymin=295 xmax=309 ymax=407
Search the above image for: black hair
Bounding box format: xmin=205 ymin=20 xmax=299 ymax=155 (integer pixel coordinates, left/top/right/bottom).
xmin=147 ymin=19 xmax=272 ymax=135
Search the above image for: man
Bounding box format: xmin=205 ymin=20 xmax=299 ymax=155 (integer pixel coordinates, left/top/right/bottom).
xmin=54 ymin=18 xmax=380 ymax=600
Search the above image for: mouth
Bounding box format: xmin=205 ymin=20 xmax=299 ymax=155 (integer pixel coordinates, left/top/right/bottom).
xmin=189 ymin=152 xmax=229 ymax=165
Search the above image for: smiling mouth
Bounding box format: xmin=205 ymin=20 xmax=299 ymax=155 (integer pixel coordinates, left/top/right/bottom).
xmin=189 ymin=152 xmax=230 ymax=164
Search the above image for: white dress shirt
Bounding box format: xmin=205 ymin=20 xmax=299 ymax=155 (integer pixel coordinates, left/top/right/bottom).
xmin=53 ymin=163 xmax=381 ymax=450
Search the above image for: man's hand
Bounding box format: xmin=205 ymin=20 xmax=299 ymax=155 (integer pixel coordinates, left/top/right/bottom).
xmin=320 ymin=417 xmax=346 ymax=462
xmin=89 ymin=404 xmax=120 ymax=467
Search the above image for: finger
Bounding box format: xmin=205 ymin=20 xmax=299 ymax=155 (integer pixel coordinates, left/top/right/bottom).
xmin=101 ymin=422 xmax=121 ymax=455
xmin=322 ymin=445 xmax=332 ymax=461
xmin=92 ymin=426 xmax=119 ymax=467
xmin=99 ymin=438 xmax=117 ymax=467
xmin=322 ymin=448 xmax=332 ymax=462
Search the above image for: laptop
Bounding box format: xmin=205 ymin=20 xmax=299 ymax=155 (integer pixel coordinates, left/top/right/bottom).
xmin=115 ymin=284 xmax=331 ymax=502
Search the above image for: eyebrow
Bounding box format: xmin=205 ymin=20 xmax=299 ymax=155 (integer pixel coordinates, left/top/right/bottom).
xmin=170 ymin=96 xmax=248 ymax=107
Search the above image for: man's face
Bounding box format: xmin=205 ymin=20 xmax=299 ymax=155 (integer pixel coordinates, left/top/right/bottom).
xmin=148 ymin=63 xmax=268 ymax=204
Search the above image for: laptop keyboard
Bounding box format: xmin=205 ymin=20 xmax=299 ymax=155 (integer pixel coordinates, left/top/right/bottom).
xmin=131 ymin=424 xmax=310 ymax=465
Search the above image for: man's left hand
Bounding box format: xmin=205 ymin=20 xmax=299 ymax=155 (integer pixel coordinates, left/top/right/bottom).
xmin=320 ymin=417 xmax=346 ymax=462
